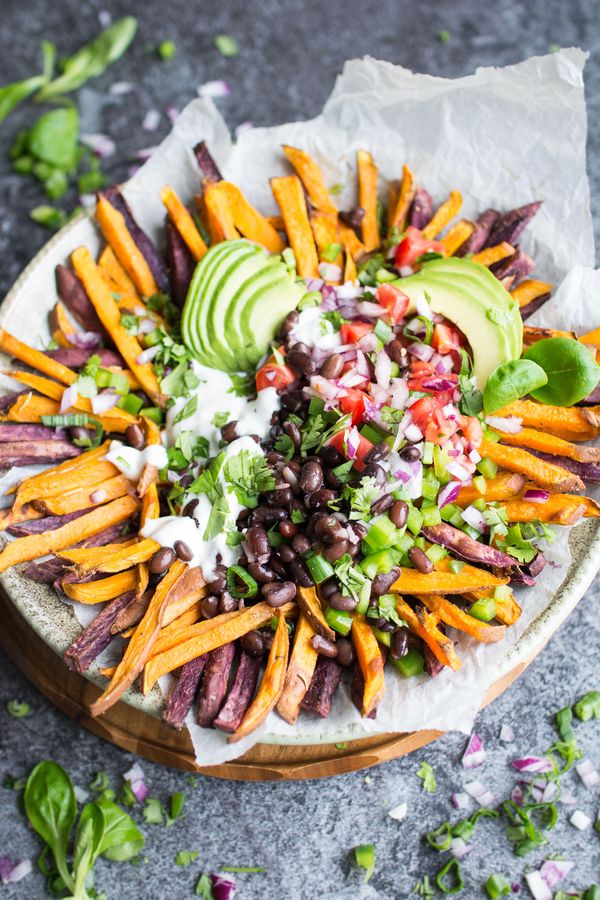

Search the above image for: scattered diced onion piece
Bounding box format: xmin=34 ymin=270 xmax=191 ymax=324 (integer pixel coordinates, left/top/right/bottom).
xmin=60 ymin=383 xmax=79 ymax=414
xmin=499 ymin=724 xmax=515 ymax=743
xmin=198 ymin=80 xmax=232 ymax=99
xmin=318 ymin=262 xmax=343 ymax=282
xmin=388 ymin=802 xmax=407 ymax=821
xmin=90 ymin=489 xmax=107 ymax=504
xmin=522 ymin=489 xmax=550 ymax=504
xmin=91 ymin=391 xmax=119 ymax=415
xmin=110 ymin=81 xmax=135 ymax=95
xmin=464 ymin=780 xmax=495 ymax=806
xmin=462 ymin=733 xmax=487 ymax=769
xmin=450 ymin=837 xmax=472 ymax=859
xmin=142 ymin=109 xmax=161 ymax=131
xmin=73 ymin=785 xmax=89 ymax=803
xmin=524 ymin=871 xmax=552 ymax=900
xmin=80 ymin=132 xmax=116 ymax=158
xmin=211 ymin=873 xmax=237 ymax=900
xmin=137 ymin=345 xmax=160 ymax=365
xmin=575 ymin=758 xmax=600 ymax=789
xmin=511 ymin=756 xmax=553 ymax=774
xmin=569 ymin=809 xmax=591 ymax=830
xmin=539 ymin=860 xmax=573 ymax=889
xmin=461 ymin=505 xmax=488 ymax=532
xmin=0 ymin=858 xmax=32 ymax=885
xmin=450 ymin=792 xmax=471 ymax=810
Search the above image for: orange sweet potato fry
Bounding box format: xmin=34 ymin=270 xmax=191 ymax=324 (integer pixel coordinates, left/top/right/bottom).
xmin=494 ymin=400 xmax=600 ymax=442
xmin=14 ymin=442 xmax=112 ymax=507
xmin=480 ymin=439 xmax=584 ymax=492
xmin=151 ymin=603 xmax=203 ymax=654
xmin=282 ymin=145 xmax=338 ymax=215
xmin=339 ymin=222 xmax=366 ymax=261
xmin=0 ymin=328 xmax=76 ymax=386
xmin=523 ymin=326 xmax=576 ymax=350
xmin=310 ymin=211 xmax=343 ymax=275
xmin=34 ymin=474 xmax=131 ymax=516
xmin=352 ymin=614 xmax=385 ymax=717
xmin=63 ymin=569 xmax=138 ymax=604
xmin=580 ymin=327 xmax=600 ymax=348
xmin=503 ymin=492 xmax=600 ymax=525
xmin=90 ymin=560 xmax=188 ymax=716
xmin=229 ymin=610 xmax=290 ymax=743
xmin=215 ymin=182 xmax=285 ymax=253
xmin=396 ymin=595 xmax=461 ymax=669
xmin=141 ymin=481 xmax=160 ymax=528
xmin=271 ymin=175 xmax=319 ymax=278
xmin=417 ymin=594 xmax=506 ymax=643
xmin=472 ymin=242 xmax=514 ymax=267
xmin=143 ymin=601 xmax=297 ymax=692
xmin=392 ymin=561 xmax=507 ymax=594
xmin=151 ymin=609 xmax=239 ymax=658
xmin=62 ymin=536 xmax=160 ymax=575
xmin=297 ymin=585 xmax=335 ymax=640
xmin=456 ymin=471 xmax=526 ymax=507
xmin=202 ymin=180 xmax=239 ymax=241
xmin=499 ymin=428 xmax=600 ymax=463
xmin=388 ymin=164 xmax=415 ymax=234
xmin=276 ymin=614 xmax=319 ymax=724
xmin=510 ymin=279 xmax=553 ymax=310
xmin=0 ymin=495 xmax=138 ymax=574
xmin=71 ymin=247 xmax=163 ymax=405
xmin=266 ymin=214 xmax=285 ymax=231
xmin=95 ymin=195 xmax=158 ymax=297
xmin=344 ymin=249 xmax=357 ymax=282
xmin=160 ymin=185 xmax=208 ymax=261
xmin=50 ymin=301 xmax=76 ymax=348
xmin=136 ymin=561 xmax=149 ymax=599
xmin=0 ymin=393 xmax=61 ymax=425
xmin=439 ymin=219 xmax=475 ymax=256
xmin=357 ymin=150 xmax=380 ymax=253
xmin=422 ymin=191 xmax=462 ymax=240
xmin=98 ymin=245 xmax=138 ymax=297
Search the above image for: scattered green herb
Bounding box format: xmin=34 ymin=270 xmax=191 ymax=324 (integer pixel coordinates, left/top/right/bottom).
xmin=6 ymin=698 xmax=31 ymax=718
xmin=353 ymin=843 xmax=375 ymax=882
xmin=483 ymin=358 xmax=548 ymax=413
xmin=214 ymin=34 xmax=238 ymax=57
xmin=416 ymin=761 xmax=437 ymax=793
xmin=157 ymin=39 xmax=177 ymax=60
xmin=176 ymin=850 xmax=200 ymax=866
xmin=523 ymin=337 xmax=600 ymax=406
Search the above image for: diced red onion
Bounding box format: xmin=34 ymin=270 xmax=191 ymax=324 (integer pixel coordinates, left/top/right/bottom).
xmin=356 ymin=301 xmax=386 ymax=317
xmin=575 ymin=758 xmax=600 ymax=789
xmin=511 ymin=756 xmax=553 ymax=774
xmin=485 ymin=415 xmax=523 ymax=434
xmin=110 ymin=81 xmax=135 ymax=95
xmin=358 ymin=332 xmax=380 ymax=353
xmin=416 ymin=294 xmax=434 ymax=319
xmin=123 ymin=762 xmax=149 ymax=803
xmin=450 ymin=837 xmax=473 ymax=859
xmin=137 ymin=345 xmax=160 ymax=365
xmin=338 ymin=371 xmax=366 ymax=389
xmin=388 ymin=802 xmax=407 ymax=821
xmin=442 ymin=403 xmax=460 ymax=420
xmin=448 ymin=461 xmax=473 ymax=482
xmin=91 ymin=390 xmax=119 ymax=414
xmin=541 ymin=781 xmax=558 ymax=803
xmin=511 ymin=784 xmax=525 ymax=806
xmin=135 ymin=146 xmax=159 ymax=162
xmin=525 ymin=872 xmax=553 ymax=900
xmin=468 ymin=448 xmax=482 ymax=464
xmin=60 ymin=383 xmax=79 ymax=414
xmin=336 ymin=282 xmax=363 ymax=301
xmin=67 ymin=331 xmax=102 ymax=349
xmin=142 ymin=109 xmax=161 ymax=131
xmin=462 ymin=733 xmax=487 ymax=769
xmin=80 ymin=132 xmax=115 ymax=158
xmin=0 ymin=858 xmax=32 ymax=885
xmin=319 ymin=262 xmax=343 ymax=282
xmin=308 ymin=375 xmax=343 ymax=401
xmin=390 ymin=378 xmax=409 ymax=409
xmin=304 ymin=278 xmax=325 ymax=292
xmin=354 ymin=349 xmax=371 ymax=379
xmin=570 ymin=809 xmax=591 ymax=830
xmin=435 ymin=354 xmax=454 ymax=374
xmin=539 ymin=861 xmax=573 ymax=890
xmin=98 ymin=9 xmax=112 ymax=25
xmin=211 ymin=873 xmax=237 ymax=900
xmin=90 ymin=489 xmax=107 ymax=504
xmin=464 ymin=780 xmax=495 ymax=806
xmin=422 ymin=377 xmax=457 ymax=392
xmin=165 ymin=104 xmax=179 ymax=124
xmin=404 ymin=424 xmax=423 ymax=443
xmin=198 ymin=80 xmax=232 ymax=99
xmin=137 ymin=317 xmax=158 ymax=335
xmin=438 ymin=481 xmax=461 ymax=508
xmin=73 ymin=785 xmax=89 ymax=804
xmin=166 ymin=470 xmax=179 ymax=483
xmin=407 ymin=341 xmax=435 ymax=362
xmin=499 ymin=724 xmax=515 ymax=743
xmin=345 ymin=427 xmax=361 ymax=460
xmin=398 ymin=265 xmax=413 ymax=277
xmin=375 ymin=350 xmax=392 ymax=389
xmin=450 ymin=792 xmax=471 ymax=810
xmin=523 ymin=489 xmax=550 ymax=504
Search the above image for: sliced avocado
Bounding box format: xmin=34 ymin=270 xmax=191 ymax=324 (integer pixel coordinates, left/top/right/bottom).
xmin=182 ymin=239 xmax=304 ymax=372
xmin=395 ymin=257 xmax=523 ymax=386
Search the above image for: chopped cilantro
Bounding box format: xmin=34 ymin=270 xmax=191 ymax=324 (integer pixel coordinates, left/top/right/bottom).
xmin=458 ymin=374 xmax=483 ymax=416
xmin=416 ymin=761 xmax=437 ymax=793
xmin=212 ymin=410 xmax=230 ymax=428
xmin=160 ymin=360 xmax=200 ymax=399
xmin=274 ymin=432 xmax=295 ymax=461
xmin=176 ymin=850 xmax=200 ymax=866
xmin=438 ymin=29 xmax=452 ymax=43
xmin=173 ymin=394 xmax=198 ymax=425
xmin=329 ymin=183 xmax=344 ymax=196
xmin=333 ymin=553 xmax=370 ymax=601
xmin=321 ymin=310 xmax=345 ymax=332
xmin=345 ymin=475 xmax=380 ymax=520
xmin=120 ymin=312 xmax=140 ymax=334
xmin=224 ymin=451 xmax=275 ymax=508
xmin=195 ymin=874 xmax=214 ymax=898
xmin=142 ymin=797 xmax=166 ymax=825
xmin=228 ymin=371 xmax=255 ymax=397
xmin=119 ymin=780 xmax=137 ymax=807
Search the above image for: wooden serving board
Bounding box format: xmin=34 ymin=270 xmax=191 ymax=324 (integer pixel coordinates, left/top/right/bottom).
xmin=0 ymin=587 xmax=538 ymax=781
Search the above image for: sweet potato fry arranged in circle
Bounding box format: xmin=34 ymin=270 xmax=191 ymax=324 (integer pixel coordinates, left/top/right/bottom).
xmin=277 ymin=614 xmax=319 ymax=725
xmin=351 ymin=615 xmax=385 ymax=717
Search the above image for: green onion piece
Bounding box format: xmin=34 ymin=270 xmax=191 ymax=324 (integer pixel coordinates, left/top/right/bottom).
xmin=6 ymin=699 xmax=30 ymax=718
xmin=448 ymin=559 xmax=465 ymax=575
xmin=392 ymin=648 xmax=424 ymax=678
xmin=574 ymin=691 xmax=600 ymax=721
xmin=214 ymin=34 xmax=238 ymax=57
xmin=406 ymin=505 xmax=424 ymax=535
xmin=365 ymin=514 xmax=398 ymax=551
xmin=117 ymin=393 xmax=144 ymax=415
xmin=144 ymin=328 xmax=162 ymax=347
xmin=304 ymin=553 xmax=334 ymax=584
xmin=40 ymin=413 xmax=103 ymax=447
xmin=555 ymin=706 xmax=575 ymax=744
xmin=421 ymin=469 xmax=440 ymax=502
xmin=355 ymin=579 xmax=372 ymax=616
xmin=324 ymin=606 xmax=353 ymax=636
xmin=435 ymin=858 xmax=463 ymax=894
xmin=404 ymin=315 xmax=434 ymax=345
xmin=360 ymin=423 xmax=387 ymax=445
xmin=476 ymin=457 xmax=498 ymax=480
xmin=220 ymin=866 xmax=265 ymax=874
xmin=469 ymin=597 xmax=497 ymax=622
xmin=375 ymin=267 xmax=397 ymax=284
xmin=421 ymin=441 xmax=434 ymax=465
xmin=321 ymin=242 xmax=342 ymax=262
xmin=485 ymin=874 xmax=511 ymax=898
xmin=353 ymin=844 xmax=375 ymax=883
xmin=374 ymin=318 xmax=392 ymax=344
xmin=226 ymin=565 xmax=258 ymax=599
xmin=494 ymin=584 xmax=512 ymax=601
xmin=425 ymin=822 xmax=453 ymax=852
xmin=139 ymin=406 xmax=164 ymax=424
xmin=472 ymin=497 xmax=486 ymax=512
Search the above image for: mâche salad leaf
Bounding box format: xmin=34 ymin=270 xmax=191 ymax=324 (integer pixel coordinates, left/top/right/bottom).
xmin=523 ymin=337 xmax=600 ymax=406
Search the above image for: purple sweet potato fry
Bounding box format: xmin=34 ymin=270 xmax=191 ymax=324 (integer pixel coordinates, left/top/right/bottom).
xmin=163 ymin=655 xmax=208 ymax=730
xmin=423 ymin=621 xmax=446 ymax=677
xmin=110 ymin=589 xmax=152 ymax=635
xmin=351 ymin=663 xmax=376 ymax=719
xmin=45 ymin=347 xmax=124 ymax=369
xmin=455 ymin=208 xmax=499 ymax=256
xmin=525 ymin=449 xmax=600 ymax=484
xmin=301 ymin=656 xmax=343 ymax=718
xmin=578 ymin=383 xmax=600 ymax=406
xmin=519 ymin=291 xmax=552 ymax=321
xmin=408 ymin=188 xmax=433 ymax=230
xmin=165 ymin=218 xmax=196 ymax=307
xmin=101 ymin=187 xmax=170 ymax=294
xmin=0 ymin=440 xmax=81 ymax=469
xmin=193 ymin=141 xmax=223 ymax=182
xmin=23 ymin=556 xmax=67 ymax=584
xmin=213 ymin=651 xmax=262 ymax=733
xmin=489 ymin=246 xmax=535 ymax=286
xmin=55 ymin=264 xmax=106 ymax=334
xmin=524 ymin=551 xmax=546 ymax=579
xmin=0 ymin=423 xmax=67 ymax=442
xmin=7 ymin=509 xmax=88 ymax=537
xmin=484 ymin=201 xmax=542 ymax=249
xmin=422 ymin=524 xmax=516 ymax=571
xmin=196 ymin=642 xmax=236 ymax=727
xmin=64 ymin=591 xmax=136 ymax=674
xmin=0 ymin=392 xmax=27 ymax=414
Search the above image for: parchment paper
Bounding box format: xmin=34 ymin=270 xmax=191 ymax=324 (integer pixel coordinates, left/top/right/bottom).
xmin=95 ymin=50 xmax=600 ymax=764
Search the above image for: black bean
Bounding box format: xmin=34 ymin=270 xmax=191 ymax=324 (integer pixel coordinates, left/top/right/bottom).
xmin=265 ymin=487 xmax=292 ymax=507
xmin=351 ymin=522 xmax=368 ymax=540
xmin=324 ymin=540 xmax=349 ymax=563
xmin=324 ymin=468 xmax=343 ymax=489
xmin=149 ymin=546 xmax=176 ymax=574
xmin=339 ymin=206 xmax=365 ymax=228
xmin=248 ymin=561 xmax=276 ymax=584
xmin=374 ymin=618 xmax=396 ymax=633
xmin=288 ymin=558 xmax=314 ymax=587
xmin=310 ymin=635 xmax=338 ymax=658
xmin=174 ymin=540 xmax=193 ymax=562
xmin=279 ymin=309 xmax=299 ymax=338
xmin=179 ymin=474 xmax=193 ymax=489
xmin=220 ymin=591 xmax=238 ymax=613
xmin=287 ymin=347 xmax=315 ymax=377
xmin=269 ymin=556 xmax=288 ymax=578
xmin=262 ymin=580 xmax=297 ymax=607
xmin=387 ymin=339 xmax=408 ymax=367
xmin=320 ymin=445 xmax=343 ymax=466
xmin=270 ymin=423 xmax=284 ymax=439
xmin=279 ymin=519 xmax=297 ymax=539
xmin=400 ymin=445 xmax=422 ymax=461
xmin=283 ymin=420 xmax=301 ymax=447
xmin=335 ymin=637 xmax=355 ymax=667
xmin=361 ymin=463 xmax=386 ymax=484
xmin=391 ymin=627 xmax=410 ymax=659
xmin=278 ymin=544 xmax=296 ymax=564
xmin=390 ymin=500 xmax=408 ymax=529
xmin=266 ymin=451 xmax=286 ymax=466
xmin=319 ymin=578 xmax=338 ymax=599
xmin=281 ymin=390 xmax=304 ymax=412
xmin=125 ymin=422 xmax=145 ymax=450
xmin=320 ymin=353 xmax=344 ymax=379
xmin=287 ymin=460 xmax=302 ymax=476
xmin=182 ymin=498 xmax=199 ymax=518
xmin=281 ymin=466 xmax=299 ymax=491
xmin=200 ymin=595 xmax=219 ymax=619
xmin=291 ymin=340 xmax=310 ymax=355
xmin=220 ymin=421 xmax=238 ymax=444
xmin=370 ymin=494 xmax=393 ymax=516
xmin=371 ymin=566 xmax=401 ymax=596
xmin=409 ymin=546 xmax=434 ymax=573
xmin=314 ymin=515 xmax=345 ymax=543
xmin=236 ymin=508 xmax=252 ymax=527
xmin=292 ymin=533 xmax=311 ymax=555
xmin=329 ymin=591 xmax=358 ymax=612
xmin=299 ymin=460 xmax=323 ymax=493
xmin=207 ymin=565 xmax=227 ymax=595
xmin=241 ymin=630 xmax=265 ymax=657
xmin=247 ymin=525 xmax=270 ymax=559
xmin=364 ymin=443 xmax=390 ymax=465
xmin=307 ymin=488 xmax=336 ymax=509
xmin=251 ymin=506 xmax=288 ymax=525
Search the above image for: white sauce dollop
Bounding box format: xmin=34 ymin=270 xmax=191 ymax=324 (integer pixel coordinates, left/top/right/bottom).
xmin=289 ymin=307 xmax=341 ymax=351
xmin=106 ymin=441 xmax=168 ymax=481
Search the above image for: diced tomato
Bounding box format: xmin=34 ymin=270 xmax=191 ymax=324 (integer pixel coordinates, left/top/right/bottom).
xmin=328 ymin=428 xmax=373 ymax=472
xmin=394 ymin=226 xmax=444 ymax=269
xmin=375 ymin=283 xmax=410 ymax=323
xmin=409 ymin=395 xmax=458 ymax=445
xmin=340 ymin=321 xmax=374 ymax=344
xmin=459 ymin=414 xmax=483 ymax=447
xmin=255 ymin=363 xmax=296 ymax=392
xmin=339 ymin=388 xmax=370 ymax=425
xmin=432 ymin=323 xmax=462 ymax=355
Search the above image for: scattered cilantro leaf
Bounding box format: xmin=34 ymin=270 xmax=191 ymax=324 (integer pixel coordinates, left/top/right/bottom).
xmin=416 ymin=761 xmax=437 ymax=793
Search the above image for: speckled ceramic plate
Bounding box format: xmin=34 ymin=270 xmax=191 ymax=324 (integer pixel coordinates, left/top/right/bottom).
xmin=2 ymin=213 xmax=600 ymax=747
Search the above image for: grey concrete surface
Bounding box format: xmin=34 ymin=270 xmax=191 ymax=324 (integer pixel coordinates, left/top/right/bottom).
xmin=1 ymin=0 xmax=600 ymax=897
